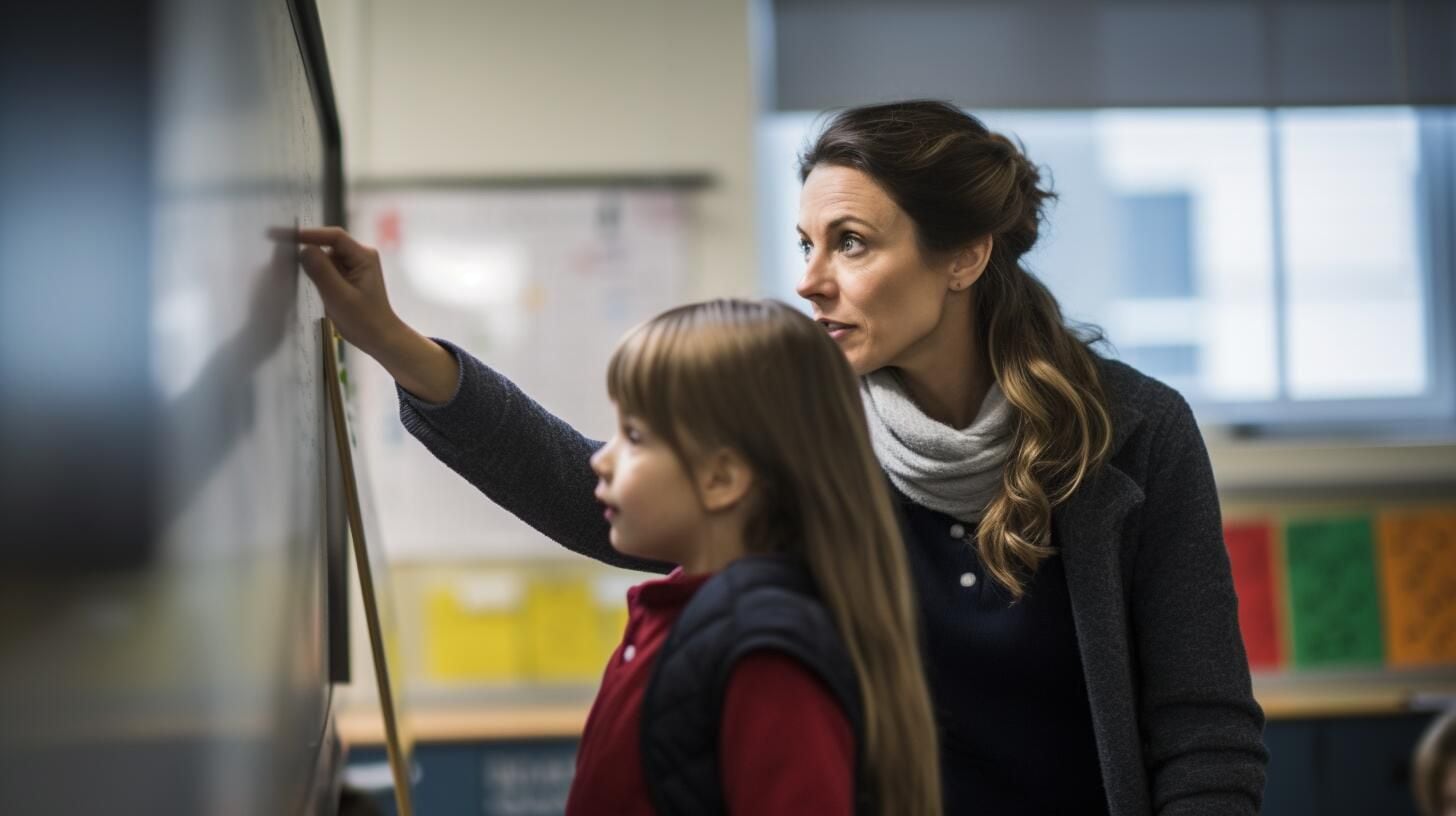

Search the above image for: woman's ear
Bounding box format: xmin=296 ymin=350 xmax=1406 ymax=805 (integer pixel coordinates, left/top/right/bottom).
xmin=949 ymin=234 xmax=993 ymax=292
xmin=696 ymin=447 xmax=755 ymax=513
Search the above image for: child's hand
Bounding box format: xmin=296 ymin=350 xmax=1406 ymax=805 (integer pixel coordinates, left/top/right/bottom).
xmin=291 ymin=226 xmax=403 ymax=358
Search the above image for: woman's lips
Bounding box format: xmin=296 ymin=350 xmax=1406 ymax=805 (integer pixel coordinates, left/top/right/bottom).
xmin=817 ymin=318 xmax=856 ymax=341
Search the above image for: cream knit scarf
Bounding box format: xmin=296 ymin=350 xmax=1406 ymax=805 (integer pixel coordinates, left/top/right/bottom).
xmin=860 ymin=370 xmax=1013 ymax=523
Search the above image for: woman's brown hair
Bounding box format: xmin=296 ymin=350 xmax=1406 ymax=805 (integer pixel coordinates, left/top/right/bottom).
xmin=607 ymin=299 xmax=941 ymax=816
xmin=800 ymin=99 xmax=1115 ymax=598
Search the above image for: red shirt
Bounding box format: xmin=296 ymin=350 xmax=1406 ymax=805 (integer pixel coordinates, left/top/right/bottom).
xmin=564 ymin=568 xmax=855 ymax=815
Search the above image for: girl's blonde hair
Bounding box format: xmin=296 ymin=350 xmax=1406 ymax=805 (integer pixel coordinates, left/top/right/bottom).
xmin=607 ymin=299 xmax=941 ymax=816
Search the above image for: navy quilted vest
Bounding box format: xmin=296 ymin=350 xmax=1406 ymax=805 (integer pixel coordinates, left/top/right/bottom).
xmin=639 ymin=555 xmax=870 ymax=815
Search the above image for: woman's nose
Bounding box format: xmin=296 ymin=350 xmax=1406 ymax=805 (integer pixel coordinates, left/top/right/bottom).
xmin=795 ymin=252 xmax=835 ymax=301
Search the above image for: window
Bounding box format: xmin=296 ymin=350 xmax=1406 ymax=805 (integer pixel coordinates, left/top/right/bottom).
xmin=758 ymin=107 xmax=1456 ymax=431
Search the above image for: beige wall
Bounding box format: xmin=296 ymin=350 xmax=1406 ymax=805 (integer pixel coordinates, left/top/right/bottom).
xmin=318 ymin=0 xmax=759 ymax=298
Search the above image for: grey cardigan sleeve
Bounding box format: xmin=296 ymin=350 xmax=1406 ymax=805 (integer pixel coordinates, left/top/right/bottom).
xmin=395 ymin=339 xmax=671 ymax=574
xmin=1132 ymin=393 xmax=1268 ymax=815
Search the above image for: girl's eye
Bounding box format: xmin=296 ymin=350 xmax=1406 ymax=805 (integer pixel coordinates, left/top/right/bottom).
xmin=623 ymin=425 xmax=643 ymax=444
xmin=840 ymin=234 xmax=864 ymax=255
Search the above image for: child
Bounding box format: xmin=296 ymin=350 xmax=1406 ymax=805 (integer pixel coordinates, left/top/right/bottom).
xmin=1415 ymin=706 xmax=1456 ymax=816
xmin=567 ymin=299 xmax=940 ymax=816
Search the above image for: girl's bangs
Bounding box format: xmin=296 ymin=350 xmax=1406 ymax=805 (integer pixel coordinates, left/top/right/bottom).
xmin=606 ymin=318 xmax=677 ymax=424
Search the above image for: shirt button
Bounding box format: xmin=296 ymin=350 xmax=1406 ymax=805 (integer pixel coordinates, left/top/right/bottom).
xmin=949 ymin=523 xmax=966 ymax=539
xmin=623 ymin=644 xmax=637 ymax=663
xmin=959 ymin=572 xmax=977 ymax=588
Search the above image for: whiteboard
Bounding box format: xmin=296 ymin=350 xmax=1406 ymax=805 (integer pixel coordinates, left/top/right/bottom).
xmin=0 ymin=1 xmax=342 ymax=813
xmin=349 ymin=187 xmax=692 ymax=561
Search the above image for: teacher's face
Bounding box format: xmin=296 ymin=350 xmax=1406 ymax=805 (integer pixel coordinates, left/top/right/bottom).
xmin=795 ymin=164 xmax=959 ymax=376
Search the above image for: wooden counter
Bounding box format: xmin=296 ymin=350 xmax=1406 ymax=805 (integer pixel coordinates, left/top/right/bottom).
xmin=338 ymin=701 xmax=591 ymax=746
xmin=338 ymin=681 xmax=1456 ymax=747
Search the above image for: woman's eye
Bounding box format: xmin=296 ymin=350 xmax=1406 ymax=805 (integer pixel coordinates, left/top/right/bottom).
xmin=624 ymin=426 xmax=643 ymax=444
xmin=797 ymin=238 xmax=812 ymax=261
xmin=840 ymin=234 xmax=864 ymax=254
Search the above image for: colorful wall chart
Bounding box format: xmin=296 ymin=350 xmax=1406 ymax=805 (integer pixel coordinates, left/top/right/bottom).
xmin=1377 ymin=509 xmax=1456 ymax=668
xmin=1223 ymin=521 xmax=1283 ymax=669
xmin=1282 ymin=516 xmax=1385 ymax=669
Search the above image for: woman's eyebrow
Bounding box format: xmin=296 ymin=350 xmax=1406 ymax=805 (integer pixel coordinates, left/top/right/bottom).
xmin=798 ymin=215 xmax=876 ymax=237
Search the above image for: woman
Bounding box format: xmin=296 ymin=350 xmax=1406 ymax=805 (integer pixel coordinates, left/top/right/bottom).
xmin=296 ymin=100 xmax=1267 ymax=814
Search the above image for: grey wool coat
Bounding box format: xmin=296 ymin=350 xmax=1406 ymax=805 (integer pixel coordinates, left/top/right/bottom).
xmin=398 ymin=340 xmax=1269 ymax=815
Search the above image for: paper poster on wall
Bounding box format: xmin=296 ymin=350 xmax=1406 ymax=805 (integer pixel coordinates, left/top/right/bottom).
xmin=1223 ymin=520 xmax=1283 ymax=670
xmin=425 ymin=576 xmax=526 ymax=683
xmin=348 ymin=186 xmax=692 ymax=561
xmin=1283 ymin=516 xmax=1384 ymax=669
xmin=1377 ymin=509 xmax=1456 ymax=668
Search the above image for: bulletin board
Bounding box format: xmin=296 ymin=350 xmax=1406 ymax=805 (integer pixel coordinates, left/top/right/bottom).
xmin=1223 ymin=501 xmax=1456 ymax=717
xmin=347 ymin=184 xmax=696 ymax=561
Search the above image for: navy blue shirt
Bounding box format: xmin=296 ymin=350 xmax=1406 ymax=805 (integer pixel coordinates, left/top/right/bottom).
xmin=892 ymin=487 xmax=1109 ymax=815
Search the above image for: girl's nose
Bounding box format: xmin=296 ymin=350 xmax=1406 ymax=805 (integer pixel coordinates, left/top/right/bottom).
xmin=590 ymin=443 xmax=610 ymax=478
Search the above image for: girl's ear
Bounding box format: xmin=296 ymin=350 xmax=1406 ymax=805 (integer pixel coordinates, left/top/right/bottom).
xmin=949 ymin=234 xmax=993 ymax=292
xmin=696 ymin=447 xmax=755 ymax=513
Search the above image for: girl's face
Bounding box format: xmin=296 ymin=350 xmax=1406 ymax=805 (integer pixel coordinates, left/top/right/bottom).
xmin=795 ymin=164 xmax=960 ymax=376
xmin=590 ymin=407 xmax=706 ymax=564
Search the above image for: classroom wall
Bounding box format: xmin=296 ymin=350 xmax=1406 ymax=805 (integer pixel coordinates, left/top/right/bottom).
xmin=317 ymin=0 xmax=759 ymax=299
xmin=314 ymin=0 xmax=1456 ymax=688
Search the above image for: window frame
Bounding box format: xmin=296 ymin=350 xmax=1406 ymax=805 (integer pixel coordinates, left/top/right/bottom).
xmin=757 ymin=106 xmax=1456 ymax=441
